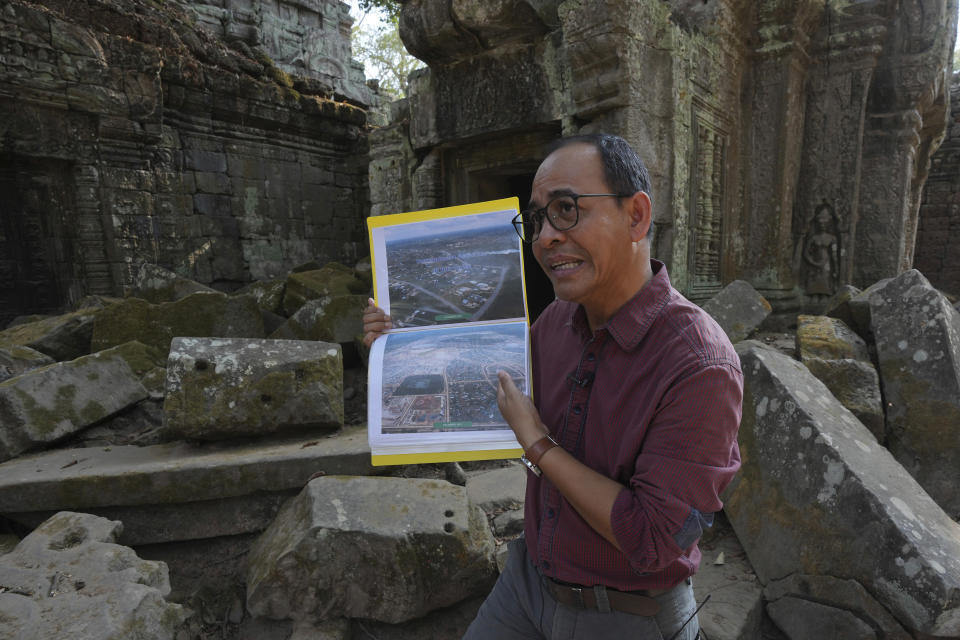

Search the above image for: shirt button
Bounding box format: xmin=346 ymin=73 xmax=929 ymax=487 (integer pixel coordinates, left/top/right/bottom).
xmin=547 ymin=508 xmax=555 ymax=518
xmin=543 ymin=561 xmax=551 ymax=570
xmin=572 ymin=405 xmax=582 ymax=415
xmin=587 ymin=353 xmax=595 ymax=362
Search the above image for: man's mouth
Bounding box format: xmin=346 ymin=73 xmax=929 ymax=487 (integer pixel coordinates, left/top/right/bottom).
xmin=550 ymin=259 xmax=583 ymax=271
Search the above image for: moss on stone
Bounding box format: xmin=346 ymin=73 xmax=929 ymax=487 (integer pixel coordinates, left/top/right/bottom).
xmin=92 ymin=293 xmax=264 ymax=353
xmin=283 ymin=264 xmax=368 ymax=316
xmin=12 ymin=383 xmax=77 ymax=438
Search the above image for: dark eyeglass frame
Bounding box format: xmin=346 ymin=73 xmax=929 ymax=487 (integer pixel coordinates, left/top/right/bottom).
xmin=511 ymin=193 xmax=633 ymax=243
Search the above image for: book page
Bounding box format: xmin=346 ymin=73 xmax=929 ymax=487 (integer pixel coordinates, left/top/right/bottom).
xmin=366 ymin=198 xmax=528 ymax=464
xmin=367 ymin=321 xmax=526 ymax=457
xmin=369 ymin=203 xmax=527 ymax=329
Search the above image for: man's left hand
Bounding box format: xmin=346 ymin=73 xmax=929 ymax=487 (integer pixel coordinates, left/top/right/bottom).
xmin=496 ymin=371 xmax=548 ymax=449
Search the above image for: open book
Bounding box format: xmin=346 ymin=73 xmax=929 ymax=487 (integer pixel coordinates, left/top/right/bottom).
xmin=366 ymin=198 xmax=529 ymax=465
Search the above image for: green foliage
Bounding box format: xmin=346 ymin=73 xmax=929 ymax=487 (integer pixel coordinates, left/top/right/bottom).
xmin=357 ymin=0 xmax=402 ymax=19
xmin=351 ymin=14 xmax=421 ymax=99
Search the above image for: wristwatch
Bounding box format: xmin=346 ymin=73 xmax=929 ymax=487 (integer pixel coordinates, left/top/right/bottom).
xmin=520 ymin=434 xmax=559 ymax=477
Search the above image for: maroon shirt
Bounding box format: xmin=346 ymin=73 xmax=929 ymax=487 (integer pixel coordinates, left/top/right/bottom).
xmin=525 ymin=260 xmax=743 ymax=591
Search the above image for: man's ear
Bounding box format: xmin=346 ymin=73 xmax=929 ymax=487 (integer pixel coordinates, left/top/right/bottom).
xmin=627 ymin=191 xmax=652 ymax=242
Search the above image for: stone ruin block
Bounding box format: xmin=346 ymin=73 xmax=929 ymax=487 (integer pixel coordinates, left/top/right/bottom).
xmin=0 ymin=512 xmax=185 ymax=640
xmin=0 ymin=307 xmax=100 ymax=362
xmin=796 ymin=315 xmax=884 ymax=440
xmin=0 ymin=345 xmax=54 ymax=383
xmin=764 ymin=574 xmax=910 ymax=639
xmin=246 ymin=476 xmax=497 ymax=625
xmin=129 ymin=262 xmax=218 ymax=303
xmin=269 ymin=294 xmax=367 ymax=344
xmin=281 ymin=263 xmax=369 ymax=317
xmin=163 ymin=337 xmax=343 ymax=440
xmin=0 ymin=424 xmax=371 ymax=523
xmin=701 ymin=280 xmax=771 ymax=343
xmin=90 ymin=291 xmax=265 ymax=354
xmin=0 ymin=345 xmax=148 ymax=462
xmin=868 ymin=269 xmax=960 ymax=518
xmin=234 ymin=277 xmax=287 ymax=315
xmin=766 ymin=598 xmax=877 ymax=640
xmin=724 ymin=342 xmax=960 ymax=637
xmin=825 ymin=278 xmax=891 ymax=343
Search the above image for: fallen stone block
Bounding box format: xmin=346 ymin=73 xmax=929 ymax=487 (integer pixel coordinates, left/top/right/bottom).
xmin=725 ymin=342 xmax=960 ymax=637
xmin=465 ymin=463 xmax=526 ymax=513
xmin=90 ymin=291 xmax=265 ymax=353
xmin=0 ymin=511 xmax=185 ymax=639
xmin=282 ymin=263 xmax=369 ymax=316
xmin=8 ymin=492 xmax=293 ymax=546
xmin=0 ymin=308 xmax=99 ymax=361
xmin=0 ymin=424 xmax=371 ymax=513
xmin=763 ymin=574 xmax=910 ymax=639
xmin=701 ymin=280 xmax=771 ymax=343
xmin=130 ymin=262 xmax=218 ymax=303
xmin=234 ymin=277 xmax=286 ymax=315
xmin=796 ymin=316 xmax=884 ymax=440
xmin=767 ymin=598 xmax=876 ymax=639
xmin=269 ymin=294 xmax=367 ymax=344
xmin=801 ymin=357 xmax=884 ymax=441
xmin=5 ymin=314 xmax=50 ymax=328
xmin=70 ymin=294 xmax=123 ymax=311
xmin=246 ymin=476 xmax=497 ymax=625
xmin=0 ymin=344 xmax=54 ymax=383
xmin=826 ymin=278 xmax=890 ymax=343
xmin=0 ymin=345 xmax=148 ymax=462
xmin=345 ymin=595 xmax=485 ymax=640
xmin=492 ymin=509 xmax=524 ymax=537
xmin=164 ymin=337 xmax=343 ymax=440
xmin=796 ymin=315 xmax=871 ymax=361
xmin=868 ymin=269 xmax=960 ymax=518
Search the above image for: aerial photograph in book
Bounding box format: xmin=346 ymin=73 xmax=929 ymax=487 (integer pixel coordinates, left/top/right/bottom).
xmin=382 ymin=212 xmax=525 ymax=327
xmin=380 ymin=323 xmax=527 ymax=434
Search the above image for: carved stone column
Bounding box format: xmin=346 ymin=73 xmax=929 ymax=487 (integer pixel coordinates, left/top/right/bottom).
xmin=412 ymin=149 xmax=444 ymax=211
xmin=741 ymin=0 xmax=824 ymax=304
xmin=854 ymin=0 xmax=956 ymax=286
xmin=792 ymin=1 xmax=887 ymax=301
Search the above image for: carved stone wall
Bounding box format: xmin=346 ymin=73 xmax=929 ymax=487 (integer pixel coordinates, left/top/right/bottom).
xmin=373 ymin=0 xmax=958 ymax=312
xmin=915 ymin=72 xmax=960 ymax=297
xmin=178 ymin=0 xmax=372 ymax=106
xmin=0 ymin=0 xmax=370 ymax=326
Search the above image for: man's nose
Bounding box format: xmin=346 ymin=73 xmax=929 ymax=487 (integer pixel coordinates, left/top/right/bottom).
xmin=536 ymin=218 xmax=565 ymax=247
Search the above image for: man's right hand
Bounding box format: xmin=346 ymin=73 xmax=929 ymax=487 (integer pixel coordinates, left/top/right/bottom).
xmin=362 ymin=298 xmax=392 ymax=348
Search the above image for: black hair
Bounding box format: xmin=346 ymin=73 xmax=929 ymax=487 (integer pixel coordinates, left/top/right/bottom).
xmin=546 ymin=133 xmax=652 ymax=199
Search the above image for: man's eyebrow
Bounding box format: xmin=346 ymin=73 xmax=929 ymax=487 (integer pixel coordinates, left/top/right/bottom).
xmin=527 ymin=188 xmax=577 ymax=210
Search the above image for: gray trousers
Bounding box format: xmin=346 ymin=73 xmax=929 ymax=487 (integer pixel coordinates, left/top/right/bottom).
xmin=464 ymin=540 xmax=700 ymax=640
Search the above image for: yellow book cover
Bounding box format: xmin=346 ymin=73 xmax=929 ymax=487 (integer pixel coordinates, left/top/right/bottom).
xmin=366 ymin=198 xmax=530 ymax=465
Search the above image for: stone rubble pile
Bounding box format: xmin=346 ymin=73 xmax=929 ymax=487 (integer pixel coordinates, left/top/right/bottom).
xmin=0 ymin=268 xmax=957 ymax=639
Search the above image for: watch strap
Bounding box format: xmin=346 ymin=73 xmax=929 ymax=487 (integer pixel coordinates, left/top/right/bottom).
xmin=525 ymin=434 xmax=559 ymax=466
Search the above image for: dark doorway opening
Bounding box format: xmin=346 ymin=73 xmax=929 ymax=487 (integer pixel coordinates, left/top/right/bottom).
xmin=0 ymin=157 xmax=77 ymax=327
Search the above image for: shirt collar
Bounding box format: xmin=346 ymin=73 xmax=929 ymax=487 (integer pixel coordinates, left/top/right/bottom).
xmin=568 ymin=259 xmax=672 ymax=351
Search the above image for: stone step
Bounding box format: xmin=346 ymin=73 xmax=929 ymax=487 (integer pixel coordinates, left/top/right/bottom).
xmin=0 ymin=424 xmax=371 ymax=513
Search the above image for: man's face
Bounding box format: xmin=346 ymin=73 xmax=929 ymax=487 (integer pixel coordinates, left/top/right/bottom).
xmin=529 ymin=143 xmax=644 ymax=316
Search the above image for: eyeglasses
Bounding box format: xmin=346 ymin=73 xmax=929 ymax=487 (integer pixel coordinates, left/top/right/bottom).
xmin=511 ymin=193 xmax=631 ymax=243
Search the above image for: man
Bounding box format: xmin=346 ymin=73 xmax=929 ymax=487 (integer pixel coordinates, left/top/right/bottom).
xmin=364 ymin=134 xmax=742 ymax=639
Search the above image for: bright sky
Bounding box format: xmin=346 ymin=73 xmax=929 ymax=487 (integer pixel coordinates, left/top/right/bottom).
xmin=347 ymin=0 xmax=390 ymax=79
xmin=347 ymin=1 xmax=388 ymax=30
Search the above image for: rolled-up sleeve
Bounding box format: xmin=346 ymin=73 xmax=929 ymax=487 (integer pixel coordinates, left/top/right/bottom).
xmin=610 ymin=361 xmax=743 ymax=574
